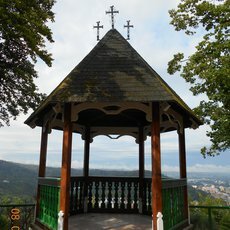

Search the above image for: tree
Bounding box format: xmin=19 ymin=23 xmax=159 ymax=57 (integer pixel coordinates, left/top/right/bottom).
xmin=190 ymin=194 xmax=230 ymax=229
xmin=0 ymin=0 xmax=55 ymax=127
xmin=168 ymin=0 xmax=230 ymax=157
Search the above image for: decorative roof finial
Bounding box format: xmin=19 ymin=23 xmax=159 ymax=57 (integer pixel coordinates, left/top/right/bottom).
xmin=93 ymin=21 xmax=103 ymax=41
xmin=106 ymin=5 xmax=119 ymax=29
xmin=124 ymin=20 xmax=134 ymax=40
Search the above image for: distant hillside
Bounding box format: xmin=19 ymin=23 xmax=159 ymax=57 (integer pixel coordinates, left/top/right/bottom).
xmin=0 ymin=160 xmax=160 ymax=198
xmin=0 ymin=160 xmax=38 ymax=197
xmin=0 ymin=160 xmax=81 ymax=198
xmin=0 ymin=160 xmax=206 ymax=201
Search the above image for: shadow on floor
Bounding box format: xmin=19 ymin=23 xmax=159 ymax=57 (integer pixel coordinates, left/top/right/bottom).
xmin=69 ymin=213 xmax=152 ymax=230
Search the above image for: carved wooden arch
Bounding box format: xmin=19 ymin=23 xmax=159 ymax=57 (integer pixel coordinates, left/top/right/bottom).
xmin=71 ymin=102 xmax=152 ymax=123
xmin=39 ymin=101 xmax=190 ymax=141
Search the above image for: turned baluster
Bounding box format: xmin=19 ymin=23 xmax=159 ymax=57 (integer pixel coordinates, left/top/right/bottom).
xmin=114 ymin=181 xmax=119 ymax=209
xmin=101 ymin=181 xmax=106 ymax=209
xmin=94 ymin=181 xmax=99 ymax=208
xmin=121 ymin=181 xmax=125 ymax=210
xmin=88 ymin=182 xmax=93 ymax=210
xmin=134 ymin=181 xmax=138 ymax=210
xmin=127 ymin=182 xmax=132 ymax=210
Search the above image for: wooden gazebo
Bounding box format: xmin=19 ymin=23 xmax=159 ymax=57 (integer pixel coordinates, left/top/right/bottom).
xmin=25 ymin=29 xmax=202 ymax=230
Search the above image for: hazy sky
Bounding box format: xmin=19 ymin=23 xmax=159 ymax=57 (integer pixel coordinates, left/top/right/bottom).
xmin=0 ymin=0 xmax=229 ymax=174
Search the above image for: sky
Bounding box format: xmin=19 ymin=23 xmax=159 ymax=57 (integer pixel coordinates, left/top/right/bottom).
xmin=0 ymin=0 xmax=229 ymax=174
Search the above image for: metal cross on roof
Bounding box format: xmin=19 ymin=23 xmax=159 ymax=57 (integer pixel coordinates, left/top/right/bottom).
xmin=93 ymin=21 xmax=103 ymax=41
xmin=106 ymin=5 xmax=119 ymax=29
xmin=124 ymin=20 xmax=134 ymax=40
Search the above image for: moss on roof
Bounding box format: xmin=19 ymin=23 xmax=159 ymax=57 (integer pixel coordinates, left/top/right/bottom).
xmin=25 ymin=29 xmax=201 ymax=126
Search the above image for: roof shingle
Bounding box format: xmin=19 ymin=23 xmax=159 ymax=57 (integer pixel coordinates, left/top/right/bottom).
xmin=25 ymin=29 xmax=202 ymax=126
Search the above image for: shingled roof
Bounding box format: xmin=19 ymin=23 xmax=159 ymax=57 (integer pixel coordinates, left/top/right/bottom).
xmin=25 ymin=29 xmax=202 ymax=127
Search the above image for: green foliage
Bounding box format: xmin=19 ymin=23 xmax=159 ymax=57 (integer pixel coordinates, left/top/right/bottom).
xmin=190 ymin=194 xmax=230 ymax=229
xmin=0 ymin=0 xmax=55 ymax=127
xmin=188 ymin=186 xmax=208 ymax=202
xmin=0 ymin=214 xmax=8 ymax=230
xmin=168 ymin=0 xmax=230 ymax=156
xmin=0 ymin=195 xmax=35 ymax=230
xmin=220 ymin=213 xmax=230 ymax=229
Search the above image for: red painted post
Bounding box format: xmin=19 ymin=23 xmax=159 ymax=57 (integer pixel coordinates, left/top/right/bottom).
xmin=60 ymin=103 xmax=72 ymax=230
xmin=151 ymin=102 xmax=162 ymax=230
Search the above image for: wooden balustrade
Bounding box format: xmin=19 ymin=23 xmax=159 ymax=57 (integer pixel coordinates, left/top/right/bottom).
xmin=70 ymin=176 xmax=140 ymax=214
xmin=69 ymin=176 xmax=187 ymax=225
xmin=69 ymin=176 xmax=84 ymax=215
xmin=142 ymin=178 xmax=152 ymax=214
xmin=36 ymin=176 xmax=187 ymax=229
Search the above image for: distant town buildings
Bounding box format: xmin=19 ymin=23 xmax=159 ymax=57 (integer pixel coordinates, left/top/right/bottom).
xmin=189 ymin=177 xmax=230 ymax=205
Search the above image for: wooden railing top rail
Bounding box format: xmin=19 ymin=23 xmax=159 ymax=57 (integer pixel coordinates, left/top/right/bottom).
xmin=70 ymin=176 xmax=84 ymax=180
xmin=38 ymin=176 xmax=186 ymax=188
xmin=143 ymin=177 xmax=187 ymax=188
xmin=162 ymin=178 xmax=187 ymax=189
xmin=38 ymin=177 xmax=60 ymax=187
xmin=88 ymin=176 xmax=140 ymax=182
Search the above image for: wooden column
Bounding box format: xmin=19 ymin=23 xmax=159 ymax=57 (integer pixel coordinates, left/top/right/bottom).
xmin=83 ymin=127 xmax=90 ymax=178
xmin=60 ymin=103 xmax=72 ymax=230
xmin=36 ymin=125 xmax=48 ymax=217
xmin=178 ymin=126 xmax=189 ymax=220
xmin=38 ymin=126 xmax=48 ymax=177
xmin=151 ymin=102 xmax=162 ymax=230
xmin=83 ymin=126 xmax=90 ymax=212
xmin=139 ymin=126 xmax=144 ymax=213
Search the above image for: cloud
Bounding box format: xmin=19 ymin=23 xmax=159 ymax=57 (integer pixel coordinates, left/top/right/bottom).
xmin=0 ymin=0 xmax=217 ymax=172
xmin=187 ymin=164 xmax=230 ymax=173
xmin=160 ymin=164 xmax=230 ymax=173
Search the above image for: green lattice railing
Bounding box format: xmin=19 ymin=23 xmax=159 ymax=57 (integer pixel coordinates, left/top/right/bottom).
xmin=143 ymin=178 xmax=187 ymax=229
xmin=162 ymin=179 xmax=187 ymax=229
xmin=38 ymin=177 xmax=60 ymax=230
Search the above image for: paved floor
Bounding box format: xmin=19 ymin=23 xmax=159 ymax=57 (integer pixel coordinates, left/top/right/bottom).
xmin=69 ymin=213 xmax=152 ymax=230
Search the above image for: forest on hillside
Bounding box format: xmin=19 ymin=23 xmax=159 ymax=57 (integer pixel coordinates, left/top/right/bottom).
xmin=0 ymin=160 xmax=229 ymax=229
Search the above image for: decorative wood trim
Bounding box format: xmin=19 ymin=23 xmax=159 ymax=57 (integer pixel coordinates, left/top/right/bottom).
xmin=71 ymin=102 xmax=152 ymax=122
xmin=37 ymin=101 xmax=187 ymax=140
xmin=160 ymin=102 xmax=183 ymax=133
xmin=90 ymin=126 xmax=140 ymax=142
xmin=189 ymin=118 xmax=199 ymax=129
